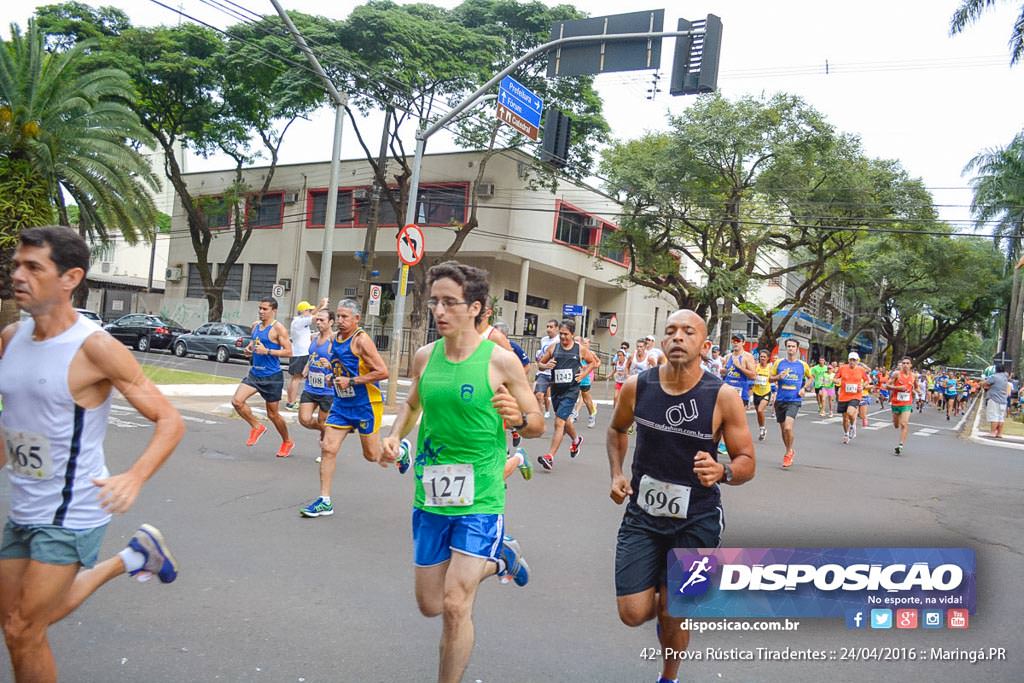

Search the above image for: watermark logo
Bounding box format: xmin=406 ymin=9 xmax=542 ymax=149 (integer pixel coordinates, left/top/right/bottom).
xmin=845 ymin=610 xmax=866 ymax=629
xmin=947 ymin=609 xmax=969 ymax=630
xmin=677 ymin=554 xmax=717 ymax=597
xmin=870 ymin=609 xmax=892 ymax=629
xmin=896 ymin=609 xmax=918 ymax=629
xmin=922 ymin=609 xmax=944 ymax=629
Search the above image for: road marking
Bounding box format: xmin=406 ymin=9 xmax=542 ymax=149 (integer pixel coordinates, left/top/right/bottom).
xmin=109 ymin=416 xmax=145 ymax=430
xmin=182 ymin=415 xmax=220 ymax=425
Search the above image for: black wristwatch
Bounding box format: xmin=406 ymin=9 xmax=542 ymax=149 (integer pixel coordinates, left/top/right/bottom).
xmin=511 ymin=412 xmax=528 ymax=431
xmin=721 ymin=462 xmax=734 ymax=484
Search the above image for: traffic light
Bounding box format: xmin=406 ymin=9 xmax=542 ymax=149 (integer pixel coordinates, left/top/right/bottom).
xmin=669 ymin=14 xmax=723 ymax=96
xmin=540 ymin=107 xmax=572 ymax=168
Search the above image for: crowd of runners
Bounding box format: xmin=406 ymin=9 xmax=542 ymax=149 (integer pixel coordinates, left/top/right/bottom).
xmin=0 ymin=226 xmax=1009 ymax=683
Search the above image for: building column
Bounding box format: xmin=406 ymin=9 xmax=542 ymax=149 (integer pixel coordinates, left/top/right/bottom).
xmin=517 ymin=259 xmax=530 ymax=335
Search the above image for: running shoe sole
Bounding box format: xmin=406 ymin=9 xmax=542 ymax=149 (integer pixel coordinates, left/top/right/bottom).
xmin=538 ymin=455 xmax=553 ymax=471
xmin=299 ymin=502 xmax=335 ymax=518
xmin=276 ymin=441 xmax=295 ymax=458
xmin=569 ymin=436 xmax=583 ymax=457
xmin=129 ymin=524 xmax=179 ymax=583
xmin=499 ymin=536 xmax=530 ymax=587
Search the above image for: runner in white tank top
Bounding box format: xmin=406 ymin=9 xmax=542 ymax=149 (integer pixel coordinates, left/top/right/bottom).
xmin=0 ymin=227 xmax=185 ymax=682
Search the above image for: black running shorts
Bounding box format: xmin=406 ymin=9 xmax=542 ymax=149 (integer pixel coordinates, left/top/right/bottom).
xmin=614 ymin=505 xmax=723 ymax=596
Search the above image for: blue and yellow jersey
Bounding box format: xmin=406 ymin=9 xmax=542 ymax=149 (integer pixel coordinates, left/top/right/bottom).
xmin=771 ymin=358 xmax=812 ymax=402
xmin=330 ymin=328 xmax=383 ymax=405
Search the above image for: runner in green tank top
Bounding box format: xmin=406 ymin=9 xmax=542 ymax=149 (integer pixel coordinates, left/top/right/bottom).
xmin=382 ymin=261 xmax=543 ymax=683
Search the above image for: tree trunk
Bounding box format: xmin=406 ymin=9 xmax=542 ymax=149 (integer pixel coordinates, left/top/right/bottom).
xmin=718 ymin=299 xmax=734 ymax=351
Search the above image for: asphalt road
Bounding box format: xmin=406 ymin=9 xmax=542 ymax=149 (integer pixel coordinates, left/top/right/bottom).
xmin=5 ymin=396 xmax=1021 ymax=682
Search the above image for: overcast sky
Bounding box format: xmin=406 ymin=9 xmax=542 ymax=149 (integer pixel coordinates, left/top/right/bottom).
xmin=3 ymin=0 xmax=1022 ymax=229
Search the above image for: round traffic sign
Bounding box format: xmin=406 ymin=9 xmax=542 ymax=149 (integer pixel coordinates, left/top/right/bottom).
xmin=368 ymin=284 xmax=382 ymax=303
xmin=608 ymin=314 xmax=618 ymax=336
xmin=397 ymin=224 xmax=426 ymax=266
xmin=271 ymin=284 xmax=285 ymax=299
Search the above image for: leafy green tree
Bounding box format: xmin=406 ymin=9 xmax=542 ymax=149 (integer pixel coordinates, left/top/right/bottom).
xmin=950 ymin=0 xmax=1024 ymax=65
xmin=963 ymin=132 xmax=1024 ymax=370
xmin=37 ymin=5 xmax=326 ymax=321
xmin=601 ymin=93 xmax=906 ymax=350
xmin=0 ymin=19 xmax=157 ymax=325
xmin=837 ymin=230 xmax=1006 ymax=364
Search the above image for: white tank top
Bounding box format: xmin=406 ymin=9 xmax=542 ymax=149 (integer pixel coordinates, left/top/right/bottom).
xmin=479 ymin=325 xmax=494 ymax=341
xmin=0 ymin=315 xmax=112 ymax=528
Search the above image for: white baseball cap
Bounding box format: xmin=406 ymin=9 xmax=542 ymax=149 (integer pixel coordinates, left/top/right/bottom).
xmin=848 ymin=351 xmax=860 ymax=361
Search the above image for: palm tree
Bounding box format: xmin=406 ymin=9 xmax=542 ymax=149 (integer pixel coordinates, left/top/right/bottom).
xmin=964 ymin=132 xmax=1024 ymax=368
xmin=950 ymin=0 xmax=1024 ymax=65
xmin=0 ymin=20 xmax=159 ymax=323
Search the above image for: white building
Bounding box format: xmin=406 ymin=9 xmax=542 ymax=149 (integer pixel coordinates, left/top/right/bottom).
xmin=162 ymin=149 xmax=680 ymax=364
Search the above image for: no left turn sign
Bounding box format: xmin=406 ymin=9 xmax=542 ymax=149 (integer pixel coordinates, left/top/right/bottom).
xmin=397 ymin=224 xmax=425 ymax=266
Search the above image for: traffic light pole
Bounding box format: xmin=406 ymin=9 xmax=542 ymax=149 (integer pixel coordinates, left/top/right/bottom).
xmin=385 ymin=28 xmax=699 ymax=405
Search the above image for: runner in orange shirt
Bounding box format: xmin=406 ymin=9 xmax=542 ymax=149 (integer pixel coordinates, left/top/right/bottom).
xmin=888 ymin=357 xmax=917 ymax=455
xmin=834 ymin=352 xmax=871 ymax=445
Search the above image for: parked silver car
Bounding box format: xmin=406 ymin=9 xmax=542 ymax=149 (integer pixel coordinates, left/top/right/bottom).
xmin=172 ymin=322 xmax=251 ymax=363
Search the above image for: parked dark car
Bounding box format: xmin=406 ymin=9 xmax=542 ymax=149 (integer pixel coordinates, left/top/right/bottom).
xmin=104 ymin=314 xmax=190 ymax=352
xmin=172 ymin=322 xmax=251 ymax=363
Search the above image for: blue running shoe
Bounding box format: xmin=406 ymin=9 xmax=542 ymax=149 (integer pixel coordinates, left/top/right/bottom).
xmin=300 ymin=496 xmax=334 ymax=518
xmin=497 ymin=535 xmax=529 ymax=586
xmin=127 ymin=524 xmax=179 ymax=584
xmin=397 ymin=438 xmax=412 ymax=474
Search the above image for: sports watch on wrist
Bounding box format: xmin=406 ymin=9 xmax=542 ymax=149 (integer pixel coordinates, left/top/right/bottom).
xmin=721 ymin=462 xmax=734 ymax=484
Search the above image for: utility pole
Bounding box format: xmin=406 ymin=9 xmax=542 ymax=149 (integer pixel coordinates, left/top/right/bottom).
xmin=270 ymin=0 xmax=347 ymax=303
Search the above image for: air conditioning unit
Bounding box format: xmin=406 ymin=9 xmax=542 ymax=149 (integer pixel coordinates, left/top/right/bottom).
xmin=476 ymin=182 xmax=495 ymax=199
xmin=165 ymin=266 xmax=183 ymax=282
xmin=100 ymin=261 xmax=112 ymax=274
xmin=353 ymin=188 xmax=370 ymax=200
xmin=283 ymin=191 xmax=299 ymax=204
xmin=594 ymin=317 xmax=612 ymax=329
xmin=583 ymin=216 xmax=601 ymax=228
xmin=344 ymin=287 xmax=357 ymax=297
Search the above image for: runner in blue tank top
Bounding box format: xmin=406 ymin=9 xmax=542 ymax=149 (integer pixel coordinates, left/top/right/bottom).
xmin=300 ymin=299 xmax=391 ymax=518
xmin=769 ymin=339 xmax=814 ymax=469
xmin=297 ymin=308 xmax=336 ymax=443
xmin=608 ymin=309 xmax=755 ymax=683
xmin=233 ymin=297 xmax=294 ymax=457
xmin=722 ymin=331 xmax=756 ymax=406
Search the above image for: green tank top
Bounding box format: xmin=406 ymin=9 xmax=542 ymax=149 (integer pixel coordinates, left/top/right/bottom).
xmin=414 ymin=338 xmax=506 ymax=515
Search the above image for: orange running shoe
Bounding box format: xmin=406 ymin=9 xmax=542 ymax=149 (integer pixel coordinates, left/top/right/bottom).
xmin=276 ymin=440 xmax=295 ymax=458
xmin=782 ymin=451 xmax=794 ymax=468
xmin=246 ymin=424 xmax=268 ymax=447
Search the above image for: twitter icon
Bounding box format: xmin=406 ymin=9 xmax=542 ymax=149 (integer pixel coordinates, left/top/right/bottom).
xmin=870 ymin=609 xmax=893 ymax=629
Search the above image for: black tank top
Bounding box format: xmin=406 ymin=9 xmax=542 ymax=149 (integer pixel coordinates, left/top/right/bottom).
xmin=629 ymin=367 xmax=723 ymax=521
xmin=551 ymin=342 xmax=581 ymax=393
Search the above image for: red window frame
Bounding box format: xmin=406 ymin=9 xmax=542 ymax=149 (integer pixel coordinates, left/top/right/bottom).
xmin=552 ymin=200 xmax=629 ymax=266
xmin=305 ymin=187 xmax=356 ymax=229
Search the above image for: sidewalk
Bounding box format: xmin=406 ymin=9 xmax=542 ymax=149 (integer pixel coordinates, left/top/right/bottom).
xmin=966 ymin=396 xmax=1024 ymax=451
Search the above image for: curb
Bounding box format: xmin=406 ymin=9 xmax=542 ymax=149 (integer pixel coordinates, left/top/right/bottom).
xmin=211 ymin=402 xmax=397 ymax=428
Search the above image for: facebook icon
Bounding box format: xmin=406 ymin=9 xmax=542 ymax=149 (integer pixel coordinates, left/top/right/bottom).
xmin=845 ymin=610 xmax=866 ymax=629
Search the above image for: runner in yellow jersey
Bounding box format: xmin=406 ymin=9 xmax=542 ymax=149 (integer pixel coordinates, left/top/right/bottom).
xmin=751 ymin=350 xmax=773 ymax=442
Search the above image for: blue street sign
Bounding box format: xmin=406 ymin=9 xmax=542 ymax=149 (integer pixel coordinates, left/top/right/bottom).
xmin=562 ymin=304 xmax=585 ymax=317
xmin=499 ymin=75 xmax=543 ymax=129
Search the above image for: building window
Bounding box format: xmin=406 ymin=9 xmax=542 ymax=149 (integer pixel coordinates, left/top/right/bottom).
xmin=308 ymin=190 xmax=354 ymax=227
xmin=599 ymin=224 xmax=627 ymax=264
xmin=417 ymin=185 xmax=467 ymax=225
xmin=198 ymin=196 xmax=230 ymax=229
xmin=355 ymin=191 xmax=400 ymax=226
xmin=746 ymin=319 xmax=760 ymax=338
xmin=504 ymin=289 xmax=519 ymax=303
xmin=248 ymin=192 xmax=284 ymax=228
xmin=186 ymin=263 xmax=204 ymax=298
xmin=554 ymin=207 xmax=597 ymax=250
xmin=768 ymin=270 xmax=784 ymax=287
xmin=525 ymin=294 xmax=549 ymax=309
xmin=219 ymin=263 xmax=243 ymax=301
xmin=248 ymin=264 xmax=277 ymax=301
